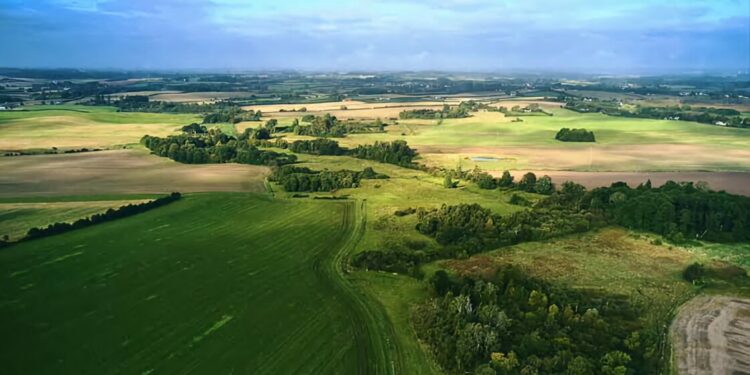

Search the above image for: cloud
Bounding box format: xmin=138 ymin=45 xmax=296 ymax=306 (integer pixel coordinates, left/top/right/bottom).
xmin=0 ymin=0 xmax=746 ymax=72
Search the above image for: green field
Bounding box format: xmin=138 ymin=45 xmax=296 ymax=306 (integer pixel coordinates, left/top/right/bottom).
xmin=0 ymin=193 xmax=400 ymax=374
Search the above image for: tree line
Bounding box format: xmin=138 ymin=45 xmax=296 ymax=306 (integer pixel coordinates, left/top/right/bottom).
xmin=353 ymin=178 xmax=750 ymax=277
xmin=412 ymin=266 xmax=657 ymax=374
xmin=141 ymin=130 xmax=296 ymax=166
xmin=565 ymin=99 xmax=750 ymax=128
xmin=0 ymin=193 xmax=182 ymax=248
xmin=270 ymin=165 xmax=387 ymax=192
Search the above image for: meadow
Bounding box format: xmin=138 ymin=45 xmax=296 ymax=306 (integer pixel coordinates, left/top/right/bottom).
xmin=0 ymin=193 xmax=399 ymax=374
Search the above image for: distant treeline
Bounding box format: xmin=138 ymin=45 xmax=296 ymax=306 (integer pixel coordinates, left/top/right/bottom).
xmin=399 ymin=102 xmax=481 ymax=120
xmin=555 ymin=128 xmax=596 ymax=142
xmin=0 ymin=193 xmax=181 ymax=248
xmin=354 ymin=178 xmax=750 ymax=276
xmin=565 ymin=99 xmax=750 ymax=128
xmin=270 ymin=165 xmax=388 ymax=192
xmin=413 ymin=266 xmax=657 ymax=374
xmin=141 ymin=130 xmax=296 ymax=166
xmin=455 ymin=169 xmax=555 ymax=195
xmin=293 ymin=114 xmax=385 ymax=137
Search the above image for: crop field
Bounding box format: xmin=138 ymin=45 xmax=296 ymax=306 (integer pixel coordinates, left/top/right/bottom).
xmin=245 ymin=100 xmax=457 ymax=120
xmin=0 ymin=198 xmax=150 ymax=240
xmin=0 ymin=149 xmax=270 ymax=197
xmin=0 ymin=193 xmax=397 ymax=374
xmin=151 ymin=91 xmax=258 ymax=103
xmin=0 ymin=105 xmax=198 ymax=150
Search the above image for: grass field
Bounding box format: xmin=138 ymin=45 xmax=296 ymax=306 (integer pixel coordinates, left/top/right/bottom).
xmin=0 ymin=105 xmax=198 ymax=150
xmin=0 ymin=148 xmax=269 ymax=197
xmin=0 ymin=198 xmax=150 ymax=241
xmin=0 ymin=193 xmax=402 ymax=374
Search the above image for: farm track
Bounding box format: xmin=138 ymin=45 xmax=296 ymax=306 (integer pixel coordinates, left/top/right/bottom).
xmin=322 ymin=199 xmax=403 ymax=374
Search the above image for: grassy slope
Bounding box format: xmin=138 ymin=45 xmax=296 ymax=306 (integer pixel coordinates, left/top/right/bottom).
xmin=0 ymin=193 xmax=395 ymax=374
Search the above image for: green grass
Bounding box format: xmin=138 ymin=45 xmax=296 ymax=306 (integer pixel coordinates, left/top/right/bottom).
xmin=351 ymin=271 xmax=441 ymax=375
xmin=0 ymin=193 xmax=397 ymax=374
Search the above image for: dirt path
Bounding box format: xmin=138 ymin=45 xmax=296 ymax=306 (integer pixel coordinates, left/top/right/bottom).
xmin=670 ymin=295 xmax=750 ymax=375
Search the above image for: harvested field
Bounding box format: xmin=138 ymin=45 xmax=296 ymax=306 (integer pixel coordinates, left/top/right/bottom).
xmin=151 ymin=91 xmax=257 ymax=103
xmin=0 ymin=149 xmax=269 ymax=197
xmin=244 ymin=100 xmax=456 ymax=119
xmin=671 ymin=295 xmax=750 ymax=375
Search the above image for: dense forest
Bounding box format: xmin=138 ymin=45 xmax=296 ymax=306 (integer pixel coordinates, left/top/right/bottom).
xmin=555 ymin=128 xmax=596 ymax=142
xmin=270 ymin=165 xmax=387 ymax=192
xmin=413 ymin=266 xmax=657 ymax=374
xmin=140 ymin=130 xmax=296 ymax=166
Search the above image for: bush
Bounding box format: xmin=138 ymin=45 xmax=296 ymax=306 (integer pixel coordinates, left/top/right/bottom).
xmin=555 ymin=128 xmax=596 ymax=142
xmin=683 ymin=263 xmax=705 ymax=282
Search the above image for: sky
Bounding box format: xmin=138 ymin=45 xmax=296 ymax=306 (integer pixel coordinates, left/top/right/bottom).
xmin=0 ymin=0 xmax=748 ymax=73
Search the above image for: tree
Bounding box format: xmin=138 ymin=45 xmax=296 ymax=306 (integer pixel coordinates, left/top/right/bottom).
xmin=498 ymin=170 xmax=514 ymax=187
xmin=264 ymin=119 xmax=278 ymax=132
xmin=535 ymin=175 xmax=554 ymax=195
xmin=518 ymin=172 xmax=537 ymax=192
xmin=444 ymin=174 xmax=456 ymax=189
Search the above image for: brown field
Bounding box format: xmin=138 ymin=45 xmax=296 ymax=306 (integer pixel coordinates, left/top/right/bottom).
xmin=419 ymin=143 xmax=750 ymax=173
xmin=151 ymin=91 xmax=257 ymax=103
xmin=0 ymin=149 xmax=269 ymax=197
xmin=244 ymin=100 xmax=458 ymax=119
xmin=670 ymin=295 xmax=750 ymax=375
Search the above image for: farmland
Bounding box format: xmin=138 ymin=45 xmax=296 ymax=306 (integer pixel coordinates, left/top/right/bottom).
xmin=1 ymin=69 xmax=749 ymax=375
xmin=0 ymin=105 xmax=198 ymax=150
xmin=0 ymin=193 xmax=398 ymax=374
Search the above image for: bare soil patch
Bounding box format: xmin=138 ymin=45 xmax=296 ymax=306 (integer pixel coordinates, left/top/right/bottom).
xmin=0 ymin=149 xmax=269 ymax=197
xmin=671 ymin=295 xmax=750 ymax=375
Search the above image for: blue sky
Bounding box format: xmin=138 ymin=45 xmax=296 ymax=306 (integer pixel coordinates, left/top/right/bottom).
xmin=0 ymin=0 xmax=747 ymax=73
